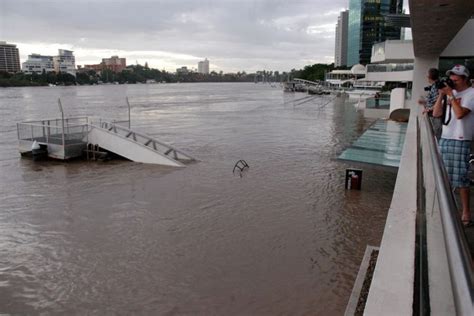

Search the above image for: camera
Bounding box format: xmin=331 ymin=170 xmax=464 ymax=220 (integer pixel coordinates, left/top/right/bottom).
xmin=435 ymin=77 xmax=455 ymax=89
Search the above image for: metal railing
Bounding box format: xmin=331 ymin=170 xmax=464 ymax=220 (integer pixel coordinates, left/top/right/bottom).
xmin=17 ymin=116 xmax=89 ymax=146
xmin=420 ymin=114 xmax=474 ymax=314
xmin=90 ymin=120 xmax=195 ymax=161
xmin=19 ymin=116 xmax=88 ymax=128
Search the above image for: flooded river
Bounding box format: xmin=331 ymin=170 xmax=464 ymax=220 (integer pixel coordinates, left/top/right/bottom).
xmin=0 ymin=83 xmax=396 ymax=315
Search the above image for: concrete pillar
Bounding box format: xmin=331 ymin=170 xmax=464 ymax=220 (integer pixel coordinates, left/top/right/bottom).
xmin=410 ymin=57 xmax=439 ymax=115
xmin=389 ymin=88 xmax=409 ymax=122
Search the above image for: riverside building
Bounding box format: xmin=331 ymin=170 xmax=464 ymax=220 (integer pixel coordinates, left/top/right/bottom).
xmin=102 ymin=56 xmax=126 ymax=73
xmin=335 ymin=10 xmax=349 ymax=67
xmin=53 ymin=49 xmax=76 ymax=76
xmin=83 ymin=56 xmax=126 ymax=74
xmin=0 ymin=41 xmax=21 ymax=73
xmin=198 ymin=58 xmax=209 ymax=74
xmin=22 ymin=54 xmax=54 ymax=74
xmin=347 ymin=0 xmax=403 ymax=66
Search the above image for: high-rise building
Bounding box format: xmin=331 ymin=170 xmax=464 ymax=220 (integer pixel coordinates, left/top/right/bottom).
xmin=22 ymin=54 xmax=54 ymax=74
xmin=347 ymin=0 xmax=403 ymax=66
xmin=0 ymin=41 xmax=21 ymax=73
xmin=198 ymin=58 xmax=209 ymax=74
xmin=53 ymin=49 xmax=76 ymax=76
xmin=335 ymin=10 xmax=349 ymax=67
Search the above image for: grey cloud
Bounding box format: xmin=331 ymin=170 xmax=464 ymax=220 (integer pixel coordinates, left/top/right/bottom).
xmin=1 ymin=0 xmax=348 ymax=71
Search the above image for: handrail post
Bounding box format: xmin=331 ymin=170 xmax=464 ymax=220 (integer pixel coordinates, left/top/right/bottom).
xmin=126 ymin=97 xmax=131 ymax=129
xmin=58 ymin=98 xmax=65 ymax=147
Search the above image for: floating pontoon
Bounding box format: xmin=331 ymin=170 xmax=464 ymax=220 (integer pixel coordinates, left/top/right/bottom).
xmin=17 ymin=116 xmax=196 ymax=167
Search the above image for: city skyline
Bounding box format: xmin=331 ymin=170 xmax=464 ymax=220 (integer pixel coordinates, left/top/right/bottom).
xmin=2 ymin=0 xmax=350 ymax=73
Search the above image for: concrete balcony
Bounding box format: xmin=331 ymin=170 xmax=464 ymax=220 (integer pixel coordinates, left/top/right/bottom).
xmin=365 ymin=63 xmax=414 ymax=82
xmin=371 ymin=40 xmax=414 ymax=64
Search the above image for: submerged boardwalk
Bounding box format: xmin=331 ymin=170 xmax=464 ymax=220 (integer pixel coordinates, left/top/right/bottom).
xmin=338 ymin=119 xmax=407 ymax=168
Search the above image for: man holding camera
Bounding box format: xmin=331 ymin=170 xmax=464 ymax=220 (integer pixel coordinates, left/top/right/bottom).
xmin=433 ymin=64 xmax=474 ymax=226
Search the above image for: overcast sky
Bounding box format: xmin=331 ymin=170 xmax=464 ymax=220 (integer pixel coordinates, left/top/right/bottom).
xmin=1 ymin=0 xmax=352 ymax=72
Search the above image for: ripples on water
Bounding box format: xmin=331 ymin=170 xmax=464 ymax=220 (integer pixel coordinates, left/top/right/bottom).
xmin=0 ymin=83 xmax=396 ymax=314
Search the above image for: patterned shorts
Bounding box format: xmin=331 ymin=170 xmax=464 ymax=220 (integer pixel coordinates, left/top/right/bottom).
xmin=439 ymin=139 xmax=471 ymax=188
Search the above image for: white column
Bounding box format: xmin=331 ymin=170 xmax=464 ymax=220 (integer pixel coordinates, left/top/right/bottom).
xmin=410 ymin=56 xmax=439 ymax=112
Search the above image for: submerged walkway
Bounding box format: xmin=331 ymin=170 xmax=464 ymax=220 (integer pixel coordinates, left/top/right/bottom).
xmin=338 ymin=119 xmax=407 ymax=168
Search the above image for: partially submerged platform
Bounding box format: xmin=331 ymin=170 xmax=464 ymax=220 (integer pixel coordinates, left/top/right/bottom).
xmin=18 ymin=117 xmax=90 ymax=160
xmin=338 ymin=119 xmax=407 ymax=168
xmin=17 ymin=116 xmax=196 ymax=167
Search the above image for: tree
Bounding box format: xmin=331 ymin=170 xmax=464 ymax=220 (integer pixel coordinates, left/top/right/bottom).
xmin=298 ymin=63 xmax=334 ymax=82
xmin=57 ymin=72 xmax=76 ymax=85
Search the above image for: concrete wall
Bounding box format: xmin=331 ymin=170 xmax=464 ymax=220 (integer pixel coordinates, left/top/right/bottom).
xmin=371 ymin=40 xmax=414 ymax=63
xmin=365 ymin=70 xmax=413 ymax=82
xmin=363 ymin=103 xmax=418 ymax=315
xmin=441 ymin=18 xmax=474 ymax=57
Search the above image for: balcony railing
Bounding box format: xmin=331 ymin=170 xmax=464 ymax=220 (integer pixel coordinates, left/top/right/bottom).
xmin=419 ymin=114 xmax=474 ymax=314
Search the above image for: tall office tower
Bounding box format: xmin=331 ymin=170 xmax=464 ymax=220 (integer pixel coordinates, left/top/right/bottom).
xmin=0 ymin=41 xmax=21 ymax=73
xmin=198 ymin=58 xmax=209 ymax=74
xmin=347 ymin=0 xmax=403 ymax=66
xmin=335 ymin=10 xmax=349 ymax=67
xmin=53 ymin=49 xmax=76 ymax=76
xmin=22 ymin=54 xmax=55 ymax=74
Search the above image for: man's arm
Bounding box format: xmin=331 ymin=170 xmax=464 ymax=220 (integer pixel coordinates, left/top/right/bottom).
xmin=441 ymin=86 xmax=471 ymax=119
xmin=432 ymin=93 xmax=444 ymax=117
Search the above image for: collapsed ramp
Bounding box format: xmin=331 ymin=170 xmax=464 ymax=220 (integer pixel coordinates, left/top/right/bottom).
xmin=87 ymin=121 xmax=196 ymax=167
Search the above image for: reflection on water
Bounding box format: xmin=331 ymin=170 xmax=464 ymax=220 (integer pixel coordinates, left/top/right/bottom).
xmin=0 ymin=83 xmax=396 ymax=314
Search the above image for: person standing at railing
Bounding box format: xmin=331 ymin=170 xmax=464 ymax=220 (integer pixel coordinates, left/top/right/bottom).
xmin=433 ymin=65 xmax=474 ymax=227
xmin=418 ymin=68 xmax=442 ymax=139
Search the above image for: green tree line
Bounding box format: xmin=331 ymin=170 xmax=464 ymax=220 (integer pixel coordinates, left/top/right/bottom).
xmin=0 ymin=62 xmax=338 ymax=87
xmin=290 ymin=63 xmax=340 ymax=82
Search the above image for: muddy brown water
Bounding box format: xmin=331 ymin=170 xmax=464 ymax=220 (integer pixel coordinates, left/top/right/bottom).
xmin=0 ymin=83 xmax=396 ymax=315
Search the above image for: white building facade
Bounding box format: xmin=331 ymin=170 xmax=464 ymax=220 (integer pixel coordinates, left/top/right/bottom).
xmin=22 ymin=54 xmax=54 ymax=74
xmin=198 ymin=58 xmax=209 ymax=74
xmin=53 ymin=49 xmax=76 ymax=76
xmin=334 ymin=10 xmax=349 ymax=67
xmin=365 ymin=39 xmax=414 ymax=82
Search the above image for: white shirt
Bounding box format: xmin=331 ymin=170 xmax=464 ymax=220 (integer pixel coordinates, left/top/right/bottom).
xmin=441 ymin=87 xmax=474 ymax=141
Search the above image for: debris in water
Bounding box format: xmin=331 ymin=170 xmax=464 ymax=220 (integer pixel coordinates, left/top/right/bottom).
xmin=233 ymin=160 xmax=249 ymax=175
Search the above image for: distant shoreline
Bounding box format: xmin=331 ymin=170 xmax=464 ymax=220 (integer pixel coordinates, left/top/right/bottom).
xmin=0 ymin=81 xmax=264 ymax=88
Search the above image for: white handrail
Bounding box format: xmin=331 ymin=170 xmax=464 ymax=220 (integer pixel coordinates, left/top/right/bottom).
xmin=92 ymin=121 xmax=196 ymax=160
xmin=17 ymin=123 xmax=89 ymax=129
